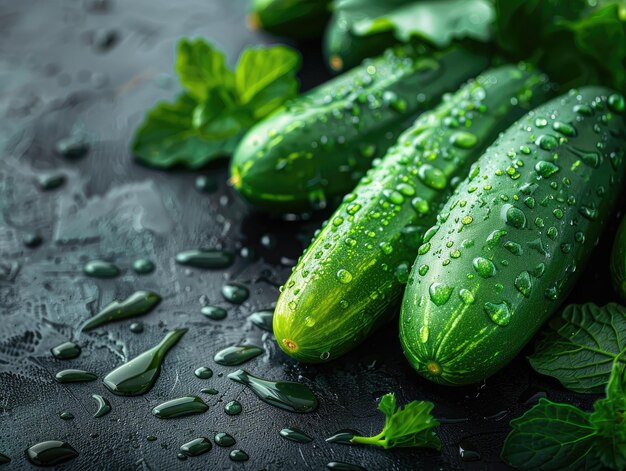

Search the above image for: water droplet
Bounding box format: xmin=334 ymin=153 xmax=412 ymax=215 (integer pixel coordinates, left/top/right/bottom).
xmin=60 ymin=411 xmax=74 ymax=420
xmin=201 ymin=387 xmax=219 ymax=395
xmin=535 ymin=134 xmax=558 ymax=151
xmin=552 ymin=121 xmax=576 ymax=136
xmin=195 ymin=175 xmax=217 ymax=193
xmin=419 ymin=325 xmax=429 ymax=343
xmin=103 ymin=329 xmax=187 ymax=396
xmin=336 ymin=269 xmax=353 ymax=284
xmin=579 ymin=205 xmax=598 ymax=220
xmin=326 ymin=462 xmax=365 ymax=471
xmin=92 ymin=394 xmax=112 ymax=418
xmin=224 ymin=400 xmax=242 ymax=415
xmin=484 ymin=301 xmax=511 ymax=326
xmin=180 ymin=437 xmax=212 ymax=457
xmin=221 ymin=283 xmax=249 ymax=304
xmin=418 ymin=164 xmax=447 ymax=190
xmin=83 ymin=259 xmax=119 ymax=278
xmin=461 ymin=215 xmax=473 ymax=225
xmin=574 ymin=104 xmax=593 ymax=116
xmin=502 ymin=204 xmax=526 ymax=229
xmin=411 ymin=197 xmax=429 ymax=214
xmin=227 ymin=369 xmax=318 ymax=413
xmin=280 ymin=428 xmax=313 ymax=443
xmin=23 ymin=233 xmax=43 ymax=248
xmin=51 ymin=341 xmax=81 ymax=360
xmin=326 ymin=430 xmax=359 ymax=445
xmin=201 ymin=305 xmax=227 ymax=320
xmin=132 ymin=258 xmax=155 ymax=274
xmin=26 ymin=441 xmax=78 ymax=466
xmin=486 ymin=230 xmax=507 ymax=248
xmin=176 ymin=249 xmax=234 ymax=269
xmin=129 ymin=322 xmax=144 ymax=333
xmin=55 ymin=135 xmax=89 ymax=159
xmin=55 ymin=369 xmax=97 ymax=383
xmin=215 ymin=432 xmax=236 ymax=447
xmin=194 ymin=367 xmax=213 ymax=379
xmin=459 ymin=439 xmax=481 ymax=462
xmin=229 ymin=449 xmax=249 ymax=462
xmin=544 ymin=286 xmax=558 ymax=300
xmin=383 ymin=189 xmax=404 ymax=205
xmin=429 ymin=283 xmax=453 ymax=306
xmin=152 ymin=396 xmax=208 ymax=418
xmin=214 ymin=345 xmax=264 ymax=366
xmin=514 ymin=272 xmax=532 ymax=297
xmin=82 ymin=290 xmax=161 ymax=331
xmin=248 ymin=310 xmax=273 ymax=331
xmin=608 ymin=93 xmax=625 ymax=112
xmin=459 ymin=289 xmax=475 ymax=304
xmin=418 ymin=264 xmax=429 ymax=276
xmin=450 ymin=131 xmax=478 ymax=149
xmin=503 ymin=241 xmax=522 ymax=255
xmin=396 ymin=182 xmax=415 ymax=196
xmin=37 ymin=172 xmax=66 ymax=191
xmin=535 ymin=160 xmax=560 ymax=178
xmin=0 ymin=453 xmax=10 ymax=466
xmin=473 ymin=257 xmax=496 ymax=278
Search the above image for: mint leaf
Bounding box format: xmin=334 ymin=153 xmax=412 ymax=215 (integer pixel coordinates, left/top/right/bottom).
xmin=132 ymin=39 xmax=301 ymax=169
xmin=131 ymin=94 xmax=240 ymax=169
xmin=589 ymin=361 xmax=626 ymax=470
xmin=501 ymin=399 xmax=600 ymax=471
xmin=528 ymin=303 xmax=626 ymax=393
xmin=352 ymin=0 xmax=494 ymax=47
xmin=175 ymin=39 xmax=234 ymax=102
xmin=235 ymin=45 xmax=300 ymax=120
xmin=350 ymin=393 xmax=440 ymax=450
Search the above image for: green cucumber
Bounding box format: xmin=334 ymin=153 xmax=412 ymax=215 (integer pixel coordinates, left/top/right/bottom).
xmin=231 ymin=46 xmax=489 ymax=213
xmin=611 ymin=215 xmax=626 ymax=301
xmin=323 ymin=11 xmax=399 ymax=73
xmin=249 ymin=0 xmax=331 ymax=39
xmin=272 ymin=65 xmax=552 ymax=363
xmin=400 ymin=87 xmax=626 ymax=385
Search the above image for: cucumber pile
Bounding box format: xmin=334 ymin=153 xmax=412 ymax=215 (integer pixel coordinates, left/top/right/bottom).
xmin=227 ymin=0 xmax=626 ymax=386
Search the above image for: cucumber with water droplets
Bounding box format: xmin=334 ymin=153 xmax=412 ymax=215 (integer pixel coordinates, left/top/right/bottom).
xmin=400 ymin=87 xmax=626 ymax=385
xmin=272 ymin=65 xmax=551 ymax=363
xmin=230 ymin=46 xmax=488 ymax=213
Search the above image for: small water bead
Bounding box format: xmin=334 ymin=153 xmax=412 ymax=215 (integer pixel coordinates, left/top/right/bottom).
xmin=383 ymin=189 xmax=404 ymax=205
xmin=579 ymin=205 xmax=599 ymax=220
xmin=459 ymin=289 xmax=475 ymax=305
xmin=224 ymin=400 xmax=242 ymax=415
xmin=336 ymin=269 xmax=353 ymax=284
xmin=37 ymin=172 xmax=66 ymax=191
xmin=346 ymin=203 xmax=361 ymax=215
xmin=55 ymin=369 xmax=97 ymax=383
xmin=201 ymin=305 xmax=227 ymax=320
xmin=92 ymin=394 xmax=112 ymax=418
xmin=504 ymin=241 xmax=522 ymax=255
xmin=520 ymin=145 xmax=531 ymax=155
xmin=279 ymin=428 xmax=313 ymax=443
xmin=502 ymin=205 xmax=526 ymax=229
xmin=396 ymin=182 xmax=415 ymax=196
xmin=83 ymin=260 xmax=119 ymax=278
xmin=418 ymin=264 xmax=429 ymax=276
xmin=152 ymin=396 xmax=209 ymax=419
xmin=180 ymin=437 xmax=212 ymax=457
xmin=202 ymin=388 xmax=219 ymax=395
xmin=333 ymin=217 xmax=344 ymax=227
xmin=473 ymin=257 xmax=496 ymax=278
xmin=544 ymin=287 xmax=558 ymax=300
xmin=535 ymin=160 xmax=560 ymax=178
xmin=60 ymin=411 xmax=74 ymax=420
xmin=55 ymin=135 xmax=89 ymax=159
xmin=524 ymin=197 xmax=535 ymax=209
xmin=194 ymin=367 xmax=213 ymax=379
xmin=418 ymin=243 xmax=431 ymax=255
xmin=450 ymin=249 xmax=461 ymax=259
xmin=411 ymin=197 xmax=430 ymax=214
xmin=248 ymin=310 xmax=273 ymax=331
xmin=379 ymin=242 xmax=393 ymax=255
xmin=418 ymin=164 xmax=447 ymax=190
xmin=575 ymin=232 xmax=586 ymax=244
xmin=326 ymin=462 xmax=366 ymax=471
xmin=132 ymin=258 xmax=155 ymax=274
xmin=514 ymin=272 xmax=532 ymax=297
xmin=461 ymin=215 xmax=473 ymax=225
xmin=486 ymin=230 xmax=507 ymax=248
xmin=574 ymin=104 xmax=593 ymax=116
xmin=26 ymin=441 xmax=78 ymax=466
xmin=429 ymin=283 xmax=453 ymax=306
xmin=561 ymin=243 xmax=572 ymax=254
xmin=552 ymin=121 xmax=576 ymax=136
xmin=146 ymin=435 xmax=157 ymax=442
xmin=129 ymin=322 xmax=144 ymax=333
xmin=51 ymin=341 xmax=81 ymax=360
xmin=23 ymin=233 xmax=43 ymax=248
xmin=534 ymin=117 xmax=548 ymax=128
xmin=221 ymin=283 xmax=249 ymax=304
xmin=608 ymin=93 xmax=625 ymax=113
xmin=535 ymin=134 xmax=558 ymax=151
xmin=450 ymin=131 xmax=478 ymax=149
xmin=229 ymin=450 xmax=249 ymax=462
xmin=82 ymin=290 xmax=161 ymax=331
xmin=484 ymin=302 xmax=511 ymax=326
xmin=214 ymin=345 xmax=264 ymax=366
xmin=195 ymin=175 xmax=217 ymax=193
xmin=215 ymin=432 xmax=236 ymax=447
xmin=547 ymin=227 xmax=558 ymax=240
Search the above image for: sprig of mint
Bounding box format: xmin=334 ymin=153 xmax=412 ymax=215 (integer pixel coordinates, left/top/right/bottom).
xmin=528 ymin=303 xmax=626 ymax=393
xmin=501 ymin=360 xmax=626 ymax=470
xmin=349 ymin=393 xmax=441 ymax=450
xmin=131 ymin=38 xmax=301 ymax=169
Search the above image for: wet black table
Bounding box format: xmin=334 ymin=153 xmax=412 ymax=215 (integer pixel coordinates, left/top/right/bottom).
xmin=0 ymin=1 xmax=615 ymax=469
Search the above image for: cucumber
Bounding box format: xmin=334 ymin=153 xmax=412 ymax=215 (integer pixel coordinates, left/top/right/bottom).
xmin=611 ymin=215 xmax=626 ymax=301
xmin=272 ymin=65 xmax=552 ymax=363
xmin=249 ymin=0 xmax=331 ymax=39
xmin=231 ymin=46 xmax=489 ymax=213
xmin=400 ymin=87 xmax=626 ymax=385
xmin=323 ymin=11 xmax=398 ymax=73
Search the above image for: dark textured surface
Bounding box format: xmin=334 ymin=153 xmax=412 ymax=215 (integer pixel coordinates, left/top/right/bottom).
xmin=0 ymin=1 xmax=621 ymax=469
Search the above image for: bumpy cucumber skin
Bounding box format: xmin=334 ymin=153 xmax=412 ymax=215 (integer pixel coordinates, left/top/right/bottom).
xmin=611 ymin=215 xmax=626 ymax=301
xmin=323 ymin=11 xmax=398 ymax=73
xmin=272 ymin=65 xmax=552 ymax=363
xmin=231 ymin=46 xmax=489 ymax=213
xmin=400 ymin=87 xmax=626 ymax=385
xmin=251 ymin=0 xmax=331 ymax=39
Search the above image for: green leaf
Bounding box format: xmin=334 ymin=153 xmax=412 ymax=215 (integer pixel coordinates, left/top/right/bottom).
xmin=350 ymin=393 xmax=441 ymax=450
xmin=589 ymin=362 xmax=626 ymax=470
xmin=501 ymin=398 xmax=600 ymax=471
xmin=528 ymin=303 xmax=626 ymax=393
xmin=175 ymin=39 xmax=234 ymax=102
xmin=352 ymin=0 xmax=494 ymax=47
xmin=131 ymin=94 xmax=240 ymax=169
xmin=235 ymin=45 xmax=300 ymax=120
